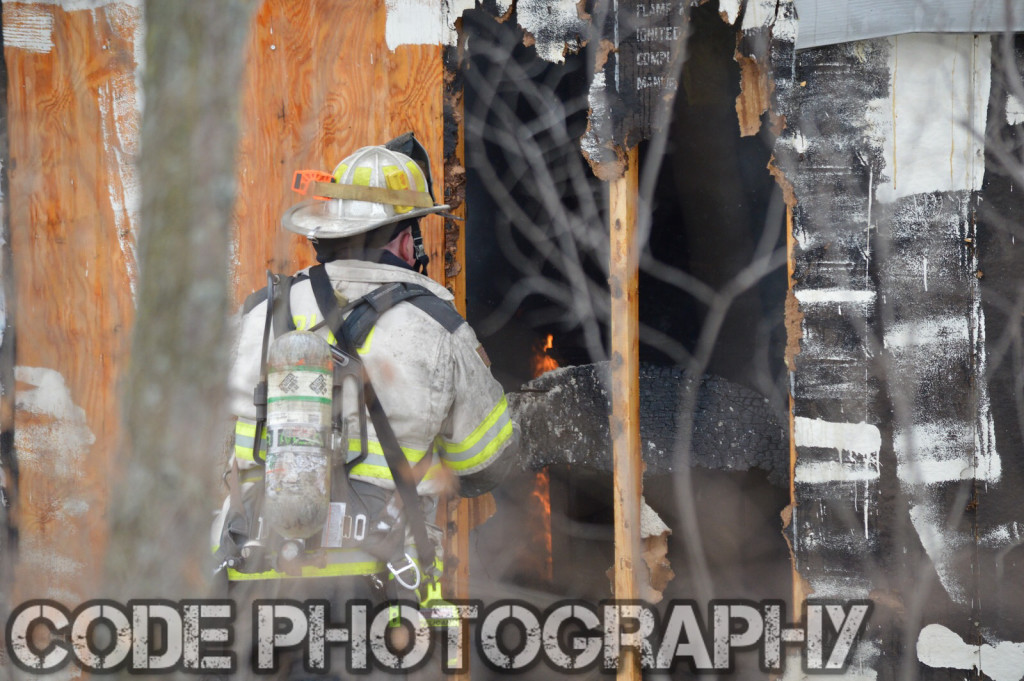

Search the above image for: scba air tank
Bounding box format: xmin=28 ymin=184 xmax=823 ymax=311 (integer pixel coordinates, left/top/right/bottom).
xmin=264 ymin=330 xmax=335 ymax=540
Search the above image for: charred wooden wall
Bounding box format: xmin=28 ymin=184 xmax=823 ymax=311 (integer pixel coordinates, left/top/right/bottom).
xmin=767 ymin=4 xmax=1024 ymax=677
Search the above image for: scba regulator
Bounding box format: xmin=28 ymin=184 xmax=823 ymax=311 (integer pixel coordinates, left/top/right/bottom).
xmin=6 ymin=598 xmax=871 ymax=675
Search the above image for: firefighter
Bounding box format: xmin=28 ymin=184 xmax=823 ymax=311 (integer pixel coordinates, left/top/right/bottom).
xmin=212 ymin=133 xmax=517 ymax=678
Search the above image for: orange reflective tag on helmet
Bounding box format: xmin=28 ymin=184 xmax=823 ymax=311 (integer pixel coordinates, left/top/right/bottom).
xmin=291 ymin=170 xmax=335 ymax=199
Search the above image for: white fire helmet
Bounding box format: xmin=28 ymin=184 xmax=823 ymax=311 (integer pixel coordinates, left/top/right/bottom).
xmin=282 ymin=144 xmax=450 ymax=240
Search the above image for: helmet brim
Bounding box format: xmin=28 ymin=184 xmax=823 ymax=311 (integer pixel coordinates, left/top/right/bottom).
xmin=281 ymin=200 xmax=452 ymax=239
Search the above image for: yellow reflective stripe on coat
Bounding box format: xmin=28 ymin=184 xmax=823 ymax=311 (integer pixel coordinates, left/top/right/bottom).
xmin=227 ymin=555 xmax=385 ymax=581
xmin=440 ymin=396 xmax=514 ymax=471
xmin=346 ymin=438 xmax=429 ymax=480
xmin=294 ymin=313 xmax=368 ymax=353
xmin=357 ymin=326 xmax=375 ymax=354
xmin=234 ymin=418 xmax=267 ymax=462
xmin=292 ymin=313 xmax=337 ymax=345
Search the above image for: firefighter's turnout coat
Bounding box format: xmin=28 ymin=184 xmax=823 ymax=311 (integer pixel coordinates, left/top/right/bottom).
xmin=213 ymin=259 xmax=517 ymax=581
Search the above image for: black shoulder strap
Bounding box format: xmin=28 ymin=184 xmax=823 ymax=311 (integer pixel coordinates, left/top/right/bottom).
xmin=362 ymin=376 xmax=435 ymax=569
xmin=242 ymin=287 xmax=267 ymax=315
xmin=308 ymin=265 xmax=350 ymax=345
xmin=243 ymin=273 xmax=308 ymax=327
xmin=408 ymin=293 xmax=465 ymax=333
xmin=271 ymin=273 xmax=307 ymax=336
xmin=309 ymin=267 xmax=465 ymax=351
xmin=307 ymin=264 xmax=446 ymax=569
xmin=251 ymin=272 xmax=276 ymax=465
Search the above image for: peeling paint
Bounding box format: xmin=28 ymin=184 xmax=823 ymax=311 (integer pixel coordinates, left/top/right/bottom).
xmin=97 ymin=76 xmax=142 ymax=300
xmin=795 ymin=289 xmax=875 ymax=305
xmin=772 ymin=21 xmax=1019 ymax=678
xmin=908 ymin=503 xmax=969 ymax=605
xmin=740 ymin=0 xmax=781 ymax=36
xmin=883 ymin=316 xmax=970 ymax=350
xmin=639 ymin=497 xmax=669 ymax=538
xmin=867 ymin=34 xmax=990 ymax=204
xmin=768 ymin=0 xmax=797 ymax=44
xmin=581 ymin=69 xmax=626 ymax=180
xmin=896 ymin=421 xmax=1000 ymax=484
xmin=14 ymin=366 xmax=96 ymax=604
xmin=514 ymin=0 xmax=584 ymax=63
xmin=386 ymin=0 xmax=581 ymax=61
xmin=718 ymin=0 xmax=740 ymax=25
xmin=795 ymin=460 xmax=879 ymax=484
xmin=385 ymin=0 xmax=445 ymax=50
xmin=918 ymin=623 xmax=1024 ymax=681
xmin=3 ymin=4 xmax=55 ymax=53
xmin=879 ymin=195 xmax=1000 ymax=601
xmin=805 ymin=575 xmax=871 ymax=600
xmin=582 ymin=70 xmax=609 ymax=162
xmin=794 ymin=417 xmax=881 ymax=456
xmin=16 ymin=367 xmax=90 ymax=426
xmin=1008 ymin=93 xmax=1024 ymax=126
xmin=92 ymin=1 xmax=144 ymax=299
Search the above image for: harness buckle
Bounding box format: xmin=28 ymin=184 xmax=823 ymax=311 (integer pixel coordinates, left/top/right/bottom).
xmin=386 ymin=553 xmax=422 ymax=591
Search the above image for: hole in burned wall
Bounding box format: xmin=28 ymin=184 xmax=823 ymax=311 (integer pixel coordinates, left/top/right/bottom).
xmin=640 ymin=0 xmax=787 ymax=404
xmin=462 ymin=8 xmax=600 ymax=389
xmin=464 ymin=3 xmax=786 ymax=402
xmin=460 ymin=1 xmax=789 ymax=607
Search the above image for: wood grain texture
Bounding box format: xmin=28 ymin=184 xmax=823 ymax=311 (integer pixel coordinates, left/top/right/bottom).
xmin=609 ymin=146 xmax=641 ymax=681
xmin=4 ymin=1 xmax=140 ymax=603
xmin=232 ymin=0 xmax=445 ymax=299
xmin=3 ymin=0 xmax=446 ymax=606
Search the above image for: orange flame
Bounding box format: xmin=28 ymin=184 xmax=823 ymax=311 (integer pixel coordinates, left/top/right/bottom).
xmin=527 ymin=334 xmax=556 ymax=584
xmin=530 ymin=469 xmax=553 ymax=582
xmin=531 ymin=334 xmax=559 ymax=378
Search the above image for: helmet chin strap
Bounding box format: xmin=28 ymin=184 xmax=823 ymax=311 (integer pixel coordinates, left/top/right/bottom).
xmin=411 ymin=222 xmax=429 ymax=274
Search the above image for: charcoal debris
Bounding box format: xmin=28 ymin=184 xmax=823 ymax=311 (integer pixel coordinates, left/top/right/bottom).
xmin=508 ymin=363 xmax=788 ymax=486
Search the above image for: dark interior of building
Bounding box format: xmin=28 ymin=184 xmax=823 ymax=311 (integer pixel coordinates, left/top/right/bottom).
xmin=460 ymin=2 xmax=793 ymax=659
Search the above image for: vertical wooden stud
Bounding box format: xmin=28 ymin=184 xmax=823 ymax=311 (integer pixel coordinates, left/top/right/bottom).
xmin=442 ymin=32 xmax=481 ymax=679
xmin=609 ymin=145 xmax=641 ymax=681
xmin=784 ymin=203 xmax=807 ymax=616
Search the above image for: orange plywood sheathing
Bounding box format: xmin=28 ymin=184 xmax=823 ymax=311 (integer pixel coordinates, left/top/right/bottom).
xmin=4 ymin=1 xmax=141 ymax=603
xmin=3 ymin=0 xmax=448 ymax=608
xmin=232 ymin=0 xmax=445 ymax=299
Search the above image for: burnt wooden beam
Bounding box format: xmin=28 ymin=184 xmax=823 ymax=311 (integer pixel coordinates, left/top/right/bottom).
xmin=509 ymin=362 xmax=788 ymax=483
